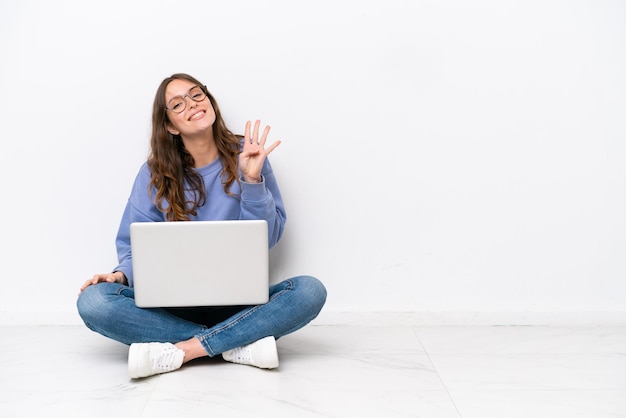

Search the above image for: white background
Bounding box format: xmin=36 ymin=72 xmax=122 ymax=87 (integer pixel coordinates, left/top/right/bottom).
xmin=1 ymin=0 xmax=624 ymax=324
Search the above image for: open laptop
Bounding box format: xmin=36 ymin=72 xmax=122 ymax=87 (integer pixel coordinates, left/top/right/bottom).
xmin=130 ymin=220 xmax=269 ymax=308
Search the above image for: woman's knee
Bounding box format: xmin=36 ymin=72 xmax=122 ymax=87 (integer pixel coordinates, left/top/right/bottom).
xmin=77 ymin=284 xmax=101 ymax=317
xmin=291 ymin=275 xmax=327 ymax=311
xmin=76 ymin=282 xmax=127 ymax=324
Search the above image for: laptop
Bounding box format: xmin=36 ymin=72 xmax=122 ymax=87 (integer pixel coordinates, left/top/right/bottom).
xmin=130 ymin=220 xmax=269 ymax=308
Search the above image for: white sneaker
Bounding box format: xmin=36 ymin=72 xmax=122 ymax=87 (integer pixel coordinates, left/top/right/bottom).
xmin=128 ymin=342 xmax=185 ymax=379
xmin=222 ymin=336 xmax=279 ymax=369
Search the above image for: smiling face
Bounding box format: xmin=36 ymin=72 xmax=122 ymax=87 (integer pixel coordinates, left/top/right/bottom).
xmin=165 ymin=78 xmax=216 ymax=138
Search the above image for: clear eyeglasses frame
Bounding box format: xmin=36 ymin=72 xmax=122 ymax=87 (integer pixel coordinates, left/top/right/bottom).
xmin=165 ymin=85 xmax=207 ymax=113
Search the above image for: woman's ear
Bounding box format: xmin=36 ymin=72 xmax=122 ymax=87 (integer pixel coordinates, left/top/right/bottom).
xmin=167 ymin=124 xmax=180 ymax=136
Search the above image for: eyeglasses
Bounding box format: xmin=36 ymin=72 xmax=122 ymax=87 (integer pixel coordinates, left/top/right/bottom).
xmin=165 ymin=85 xmax=207 ymax=113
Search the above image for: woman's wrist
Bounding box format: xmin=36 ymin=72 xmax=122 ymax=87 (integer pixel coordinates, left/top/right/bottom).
xmin=242 ymin=175 xmax=262 ymax=183
xmin=113 ymin=271 xmax=128 ymax=285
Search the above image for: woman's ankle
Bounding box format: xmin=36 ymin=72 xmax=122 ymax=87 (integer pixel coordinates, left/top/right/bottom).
xmin=175 ymin=337 xmax=207 ymax=363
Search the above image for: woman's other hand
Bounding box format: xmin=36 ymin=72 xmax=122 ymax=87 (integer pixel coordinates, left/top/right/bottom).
xmin=79 ymin=271 xmax=127 ymax=294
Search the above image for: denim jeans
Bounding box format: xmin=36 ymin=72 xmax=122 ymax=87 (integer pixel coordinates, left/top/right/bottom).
xmin=76 ymin=276 xmax=327 ymax=357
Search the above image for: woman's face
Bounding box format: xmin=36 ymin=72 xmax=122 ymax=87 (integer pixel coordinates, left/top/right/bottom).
xmin=165 ymin=78 xmax=216 ymax=138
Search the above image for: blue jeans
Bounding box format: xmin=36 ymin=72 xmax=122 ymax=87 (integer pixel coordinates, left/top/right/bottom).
xmin=76 ymin=276 xmax=327 ymax=357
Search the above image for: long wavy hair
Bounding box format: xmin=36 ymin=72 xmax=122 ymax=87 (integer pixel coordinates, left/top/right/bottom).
xmin=148 ymin=73 xmax=240 ymax=221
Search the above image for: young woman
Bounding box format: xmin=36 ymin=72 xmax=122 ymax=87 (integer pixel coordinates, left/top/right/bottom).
xmin=77 ymin=73 xmax=327 ymax=379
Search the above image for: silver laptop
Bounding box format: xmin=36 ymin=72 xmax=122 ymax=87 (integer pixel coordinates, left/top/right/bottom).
xmin=130 ymin=220 xmax=269 ymax=308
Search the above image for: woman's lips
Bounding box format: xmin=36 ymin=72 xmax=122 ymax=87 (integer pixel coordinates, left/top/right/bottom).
xmin=189 ymin=110 xmax=205 ymax=121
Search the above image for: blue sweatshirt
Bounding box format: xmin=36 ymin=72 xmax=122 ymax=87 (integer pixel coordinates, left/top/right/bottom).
xmin=113 ymin=157 xmax=286 ymax=287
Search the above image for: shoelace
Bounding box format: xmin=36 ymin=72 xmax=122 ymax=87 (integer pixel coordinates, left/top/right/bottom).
xmin=230 ymin=346 xmax=253 ymax=362
xmin=153 ymin=347 xmax=181 ymax=371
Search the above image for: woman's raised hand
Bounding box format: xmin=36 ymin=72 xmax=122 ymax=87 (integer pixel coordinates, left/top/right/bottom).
xmin=239 ymin=120 xmax=281 ymax=183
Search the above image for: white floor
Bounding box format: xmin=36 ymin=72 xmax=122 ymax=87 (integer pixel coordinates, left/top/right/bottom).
xmin=1 ymin=324 xmax=625 ymax=418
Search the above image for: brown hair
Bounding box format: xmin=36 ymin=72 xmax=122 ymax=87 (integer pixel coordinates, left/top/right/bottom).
xmin=148 ymin=73 xmax=240 ymax=221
